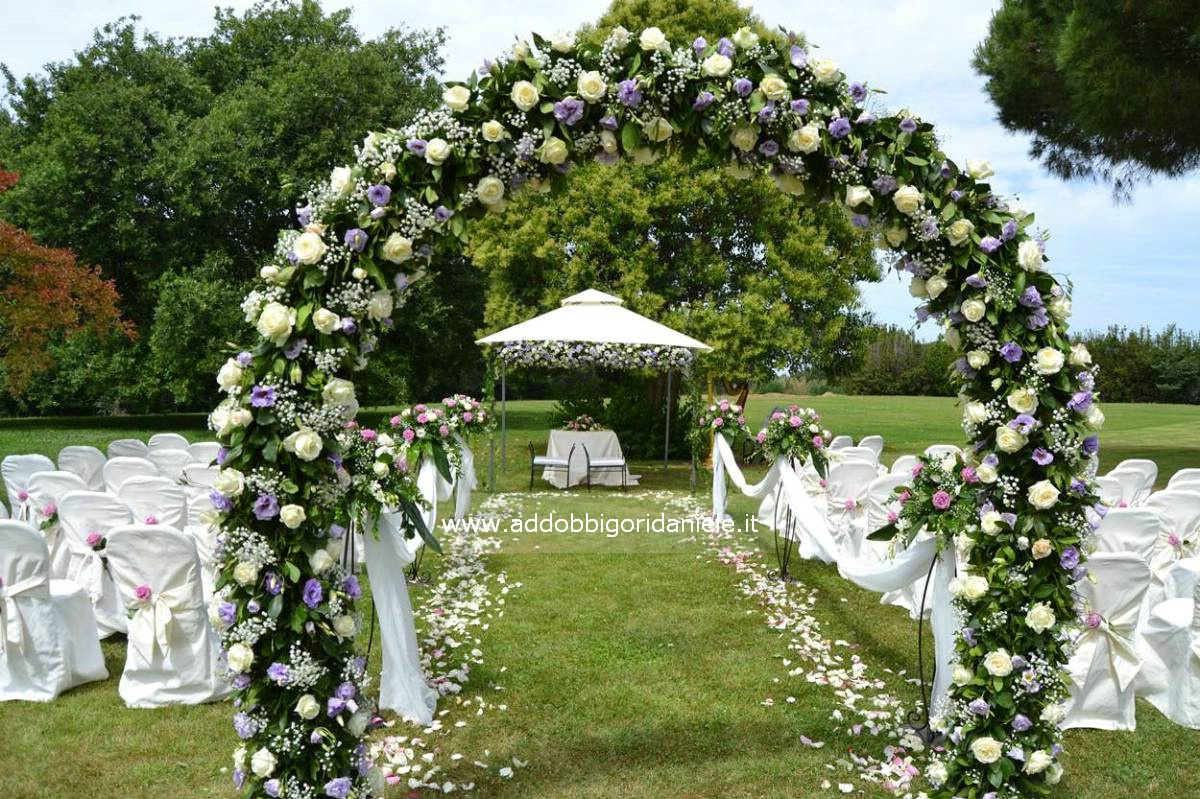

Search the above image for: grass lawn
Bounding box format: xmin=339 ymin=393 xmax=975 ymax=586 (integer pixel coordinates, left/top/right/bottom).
xmin=2 ymin=395 xmax=1199 ymax=798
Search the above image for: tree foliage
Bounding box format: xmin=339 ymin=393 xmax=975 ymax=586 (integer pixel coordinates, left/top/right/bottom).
xmin=974 ymin=0 xmax=1200 ymax=195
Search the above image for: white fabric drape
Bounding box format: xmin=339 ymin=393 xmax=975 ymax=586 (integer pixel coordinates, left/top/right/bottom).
xmin=711 ymin=434 xmax=780 ymax=521
xmin=363 ymin=510 xmax=438 ymax=723
xmin=403 ymin=456 xmax=456 ymax=562
xmin=453 ymin=434 xmax=476 ymax=521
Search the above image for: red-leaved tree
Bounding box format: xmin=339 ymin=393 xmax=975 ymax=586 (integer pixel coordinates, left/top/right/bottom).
xmin=0 ymin=170 xmax=134 ymax=394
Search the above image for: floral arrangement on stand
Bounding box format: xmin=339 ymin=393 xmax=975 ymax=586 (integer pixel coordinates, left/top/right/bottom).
xmin=441 ymin=394 xmax=494 ymax=441
xmin=868 ymin=451 xmax=981 ymax=547
xmin=494 ymin=340 xmax=694 ymax=370
xmin=562 ymin=414 xmax=604 ymax=431
xmin=754 ymin=405 xmax=830 ymax=473
xmin=389 ymin=404 xmax=458 ymax=480
xmin=205 ymin=16 xmax=1103 ymax=797
xmin=686 ymin=398 xmax=751 ymax=460
xmin=336 ymin=421 xmax=430 ymax=539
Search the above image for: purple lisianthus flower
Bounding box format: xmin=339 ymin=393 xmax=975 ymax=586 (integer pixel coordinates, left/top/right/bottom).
xmin=790 ymin=98 xmax=809 ymax=114
xmin=1011 ymin=414 xmax=1037 ymax=434
xmin=344 ymin=228 xmax=368 ymax=252
xmin=828 ymin=116 xmax=852 ymax=138
xmin=209 ymin=490 xmax=233 ymax=513
xmin=599 ymin=114 xmax=618 ymax=130
xmin=1070 ymin=478 xmax=1088 ymax=494
xmin=920 ymin=217 xmax=940 ymax=238
xmin=329 ymin=523 xmax=346 ymax=540
xmin=848 ymin=82 xmax=867 ymax=103
xmin=218 ymin=602 xmax=237 ymax=625
xmin=733 ymin=77 xmax=753 ymax=97
xmin=343 ymin=574 xmax=362 ymax=599
xmin=1001 ymin=218 xmax=1018 ymax=241
xmin=406 ymin=138 xmax=426 ymax=156
xmin=264 ymin=779 xmax=281 ymax=797
xmin=790 ymin=44 xmax=807 ymax=66
xmin=216 ymin=446 xmax=229 ymax=467
xmin=718 ymin=37 xmax=735 ymax=56
xmin=1082 ymin=434 xmax=1100 ymax=455
xmin=253 ymin=493 xmax=279 ymax=520
xmin=693 ymin=36 xmax=707 ymax=53
xmin=264 ymin=571 xmax=282 ymax=596
xmin=951 ymin=189 xmax=964 ymax=201
xmin=303 ymin=578 xmax=323 ymax=609
xmin=340 ymin=318 xmax=357 ymax=335
xmin=855 ymin=110 xmax=876 ymax=125
xmin=324 ymin=777 xmax=353 ymax=799
xmin=1000 ymin=342 xmax=1024 ymax=363
xmin=233 ymin=769 xmax=246 ymax=790
xmin=1078 ymin=371 xmax=1095 ymax=390
xmin=366 ymin=184 xmax=391 ymax=207
xmin=1019 ymin=286 xmax=1043 ymax=308
xmin=267 ymin=662 xmax=289 ymax=685
xmin=850 ymin=214 xmax=870 ymax=229
xmin=968 ymin=698 xmax=990 ymax=716
xmin=233 ymin=712 xmax=259 ymax=739
xmin=250 ymin=385 xmax=276 ymax=408
xmin=326 ymin=697 xmax=346 ymax=717
xmin=336 ymin=681 xmax=357 ymax=700
xmin=1012 ymin=714 xmax=1033 ymax=732
xmin=1060 ymin=546 xmax=1081 ymax=570
xmin=962 ymin=627 xmax=975 ymax=645
xmin=984 ymin=453 xmax=1000 ymax=467
xmin=236 ymin=351 xmax=253 ymax=368
xmin=232 ymin=674 xmax=251 ymax=690
xmin=553 ymin=97 xmax=585 ymax=126
xmin=693 ymin=91 xmax=715 ymax=111
xmin=898 ymin=117 xmax=918 ymax=134
xmin=369 ymin=206 xmax=386 ymax=220
xmin=1032 ymin=447 xmax=1054 ymax=466
xmin=758 ymin=139 xmax=779 ymax=157
xmin=427 ymin=204 xmax=452 ymax=223
xmin=296 ymin=203 xmax=313 ymax=226
xmin=284 ymin=337 xmax=306 ymax=360
xmin=757 ymin=101 xmax=776 ymax=123
xmin=1068 ymin=391 xmax=1094 ymax=413
xmin=915 ymin=305 xmax=932 ymax=323
xmin=617 ymin=79 xmax=642 ymax=107
xmin=940 ymin=161 xmax=953 ymax=178
xmin=979 ymin=235 xmax=1002 ymax=254
xmin=872 ymin=175 xmax=897 ymax=195
xmin=247 ymin=598 xmax=261 ymax=614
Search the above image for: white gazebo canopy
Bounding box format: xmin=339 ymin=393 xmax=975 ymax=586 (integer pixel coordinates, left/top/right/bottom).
xmin=475 ymin=289 xmax=712 ymax=351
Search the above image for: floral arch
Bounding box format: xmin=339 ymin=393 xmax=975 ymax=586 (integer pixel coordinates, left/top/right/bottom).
xmin=212 ymin=21 xmax=1100 ymax=799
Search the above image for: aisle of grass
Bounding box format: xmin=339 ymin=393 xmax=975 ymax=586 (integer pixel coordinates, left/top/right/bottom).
xmin=2 ymin=396 xmax=1199 ymax=798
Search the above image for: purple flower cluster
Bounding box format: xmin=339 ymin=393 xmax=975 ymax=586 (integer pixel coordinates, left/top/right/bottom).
xmin=1000 ymin=342 xmax=1024 ymax=363
xmin=616 ymin=79 xmax=641 ymax=107
xmin=253 ymin=493 xmax=279 ymax=520
xmin=302 ymin=578 xmax=323 ymax=609
xmin=250 ymin=385 xmax=276 ymax=408
xmin=828 ymin=117 xmax=852 ymax=139
xmin=553 ymin=97 xmax=584 ymax=126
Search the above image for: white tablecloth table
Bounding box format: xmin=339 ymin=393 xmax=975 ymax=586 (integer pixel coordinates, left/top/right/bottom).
xmin=542 ymin=430 xmax=640 ymax=488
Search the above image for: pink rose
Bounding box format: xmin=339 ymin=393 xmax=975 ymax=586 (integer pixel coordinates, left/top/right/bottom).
xmin=402 ymin=429 xmax=415 ymax=442
xmin=1085 ymin=611 xmax=1103 ymax=630
xmin=414 ymin=404 xmax=427 ymax=413
xmin=144 ymin=516 xmax=159 ymax=525
xmin=812 ymin=435 xmax=824 ymax=449
xmin=932 ymin=490 xmax=953 ymax=510
xmin=899 ymin=490 xmax=912 ymax=504
xmin=772 ymin=411 xmax=784 ymax=420
xmin=886 ymin=511 xmax=898 ymax=523
xmin=462 ymin=411 xmax=473 ymax=423
xmin=1117 ymin=500 xmax=1129 ymax=508
xmin=360 ymin=428 xmax=377 ymax=441
xmin=1168 ymin=532 xmax=1182 ymax=548
xmin=389 ymin=415 xmax=402 ymax=427
xmin=844 ymin=498 xmax=856 ymax=510
xmin=445 ymin=399 xmax=457 ymax=408
xmin=911 ymin=463 xmax=924 ymax=477
xmin=416 ymin=413 xmax=429 ymax=424
xmin=961 ymin=467 xmax=978 ymax=483
xmin=718 ymin=400 xmax=730 ymax=411
xmin=134 ymin=585 xmax=152 ymax=602
xmin=41 ymin=503 xmax=57 ymax=517
xmin=713 ymin=417 xmax=724 ymax=427
xmin=789 ymin=415 xmax=802 ymax=427
xmin=819 ymin=479 xmax=827 ymax=488
xmin=756 ymin=432 xmax=766 ymax=443
xmin=438 ymin=424 xmax=450 ymax=437
xmin=738 ymin=416 xmax=746 ymax=425
xmin=86 ymin=531 xmax=103 ymax=548
xmin=17 ymin=490 xmax=28 ymax=501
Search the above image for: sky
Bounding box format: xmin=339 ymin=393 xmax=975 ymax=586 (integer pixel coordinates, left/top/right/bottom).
xmin=3 ymin=0 xmax=1198 ymax=338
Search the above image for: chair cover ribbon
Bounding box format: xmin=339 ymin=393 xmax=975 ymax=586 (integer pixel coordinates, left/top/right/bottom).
xmin=63 ymin=536 xmax=106 ymax=602
xmin=1087 ymin=614 xmax=1142 ymax=692
xmin=127 ymin=588 xmax=193 ymax=661
xmin=1 ymin=574 xmax=47 ymax=655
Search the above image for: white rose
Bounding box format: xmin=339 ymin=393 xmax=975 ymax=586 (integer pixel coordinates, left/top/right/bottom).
xmin=809 ymin=57 xmax=840 ymax=84
xmin=283 ymin=428 xmax=323 ymax=461
xmin=947 ymin=218 xmax=975 ymax=246
xmin=373 ymin=461 xmax=389 ymax=477
xmin=926 ymin=276 xmax=949 ymax=300
xmin=1007 ymin=388 xmax=1039 ymax=414
xmin=609 ymin=26 xmax=630 ymax=48
xmin=1041 ymin=702 xmax=1066 ymax=725
xmin=380 ymin=161 xmax=396 ymax=181
xmin=701 ymin=52 xmax=732 ymax=78
xmin=945 ymin=325 xmax=961 ymax=350
xmin=424 ymin=138 xmax=451 ymax=165
xmin=217 ymin=359 xmax=244 ymax=392
xmin=925 ymin=760 xmax=948 ymax=786
xmin=1028 ymin=479 xmax=1060 ymax=510
xmin=510 ymin=80 xmax=539 ymax=111
xmin=952 ymin=665 xmax=973 ymax=686
xmin=976 ymin=463 xmax=998 ymax=483
xmin=1086 ymin=405 xmax=1105 ymax=429
xmin=730 ymin=122 xmax=760 ymax=152
xmin=983 ymin=648 xmax=1013 ymax=677
xmin=966 ymin=349 xmax=989 ymax=369
xmin=227 ymin=642 xmax=254 ymax=673
xmin=214 ymin=467 xmax=245 ymax=498
xmin=1069 ymin=343 xmax=1092 ymax=366
xmin=731 ymin=26 xmax=759 ymax=49
xmin=845 ymin=184 xmax=873 ymax=208
xmin=893 ymin=185 xmax=923 ymax=215
xmin=773 ymin=173 xmax=806 ymax=195
xmin=333 ymin=615 xmax=357 ymax=638
xmin=639 ymin=26 xmax=667 ymax=51
xmin=577 ymin=71 xmax=606 ymax=102
xmin=1025 ymin=603 xmax=1056 ymax=633
xmin=230 ymin=407 xmax=252 ymax=428
xmin=884 ymin=226 xmax=908 ymax=248
xmin=312 ymin=307 xmax=340 ymax=335
xmin=966 ymin=159 xmax=995 ymax=180
xmin=442 ymin=85 xmax=470 ymax=112
xmin=512 ymin=40 xmax=530 ymax=59
xmin=996 ymin=426 xmax=1027 ymax=453
xmin=279 ymin=504 xmax=306 ymax=529
xmin=292 ymin=231 xmax=328 ymax=265
xmin=599 ymin=129 xmax=618 ymax=153
xmin=472 ymin=175 xmax=506 ymax=206
xmin=962 ymin=574 xmax=989 ymax=600
xmin=329 ymin=166 xmax=353 ymax=197
xmin=965 ymin=401 xmax=989 ymax=424
xmin=1049 ymin=296 xmax=1071 ymax=321
xmin=980 ymin=510 xmax=1004 ymax=534
xmin=381 ymin=233 xmax=413 ymax=263
xmin=256 ymin=302 xmax=296 ymax=346
xmin=760 ymin=74 xmax=789 ymax=101
xmin=250 ymin=747 xmax=276 ymax=778
xmin=309 ymin=548 xmax=334 ymax=575
xmin=960 ymin=299 xmax=986 ymax=323
xmin=643 ymin=116 xmax=673 ymax=142
xmin=971 ymin=737 xmax=1002 ymax=764
xmin=234 ymin=746 xmax=247 ymax=771
xmin=233 ymin=561 xmax=259 ymax=586
xmin=347 ymin=710 xmax=370 ymax=737
xmin=550 ymin=30 xmax=575 ymax=52
xmin=481 ymin=119 xmax=505 ymax=142
xmin=1025 ymin=750 xmax=1053 ymax=775
xmin=1034 ymin=347 xmax=1065 ymax=375
xmin=539 ymin=136 xmax=568 ymax=165
xmin=259 ymin=264 xmax=281 ymax=283
xmin=1018 ymin=239 xmax=1045 ymax=271
xmin=295 ymin=694 xmax=320 ymax=720
xmin=1046 ymin=762 xmax=1064 ymax=785
xmin=367 ymin=290 xmax=394 ymax=321
xmin=787 ymin=123 xmax=821 ymax=154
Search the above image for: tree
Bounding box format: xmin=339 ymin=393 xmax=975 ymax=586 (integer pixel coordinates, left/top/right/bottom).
xmin=974 ymin=0 xmax=1200 ymax=196
xmin=0 ymin=170 xmax=132 ymax=395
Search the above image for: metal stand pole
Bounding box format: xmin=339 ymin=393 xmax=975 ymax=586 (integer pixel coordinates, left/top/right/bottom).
xmin=500 ymin=364 xmax=507 ymax=469
xmin=906 ymin=556 xmax=940 ymax=744
xmin=488 ymin=435 xmax=496 ymax=492
xmin=663 ymin=369 xmax=673 ymax=474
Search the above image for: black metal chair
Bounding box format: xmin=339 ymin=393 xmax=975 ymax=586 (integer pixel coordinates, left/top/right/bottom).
xmin=581 ymin=444 xmax=628 ymax=492
xmin=529 ymin=442 xmax=574 ymax=490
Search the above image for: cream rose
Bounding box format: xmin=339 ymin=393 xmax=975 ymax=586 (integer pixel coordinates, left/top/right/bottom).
xmin=381 ymin=233 xmax=413 ymax=263
xmin=909 ymin=277 xmax=927 ymax=298
xmin=1007 ymin=388 xmax=1039 ymax=414
xmin=1034 ymin=347 xmax=1065 ymax=375
xmin=312 ymin=308 xmax=340 ymax=335
xmin=1046 ymin=762 xmax=1064 ymax=785
xmin=945 ymin=325 xmax=961 ymax=350
xmin=1025 ymin=750 xmax=1053 ymax=775
xmin=729 ymin=122 xmax=759 ymax=152
xmin=233 ymin=561 xmax=259 ymax=586
xmin=333 ymin=615 xmax=357 ymax=638
xmin=884 ymin=226 xmax=908 ymax=248
xmin=981 ymin=510 xmax=1004 ymax=534
xmin=919 ymin=275 xmax=945 ymax=300
xmin=845 ymin=184 xmax=873 ymax=208
xmin=309 ymin=548 xmax=334 ymax=575
xmin=367 ymin=290 xmax=394 ymax=321
xmin=250 ymin=747 xmax=276 ymax=778
xmin=639 ymin=26 xmax=667 ymax=51
xmin=701 ymin=53 xmax=732 ymax=77
xmin=511 ymin=80 xmax=539 ymax=111
xmin=947 ymin=218 xmax=975 ymax=246
xmin=1026 ymin=602 xmax=1056 ymax=632
xmin=1069 ymin=343 xmax=1092 ymax=366
xmin=1028 ymin=479 xmax=1060 ymax=510
xmin=577 ymin=71 xmax=607 ymax=102
xmin=1049 ymin=296 xmax=1071 ymax=321
xmin=643 ymin=116 xmax=673 ymax=142
xmin=539 ymin=136 xmax=568 ymax=165
xmin=481 ymin=119 xmax=505 ymax=142
xmin=966 ymin=349 xmax=989 ymax=369
xmin=256 ymin=302 xmax=296 ymax=346
xmin=227 ymin=642 xmax=254 ymax=673
xmin=962 ymin=574 xmax=989 ymax=601
xmin=809 ymin=57 xmax=840 ymax=84
xmin=970 ymin=737 xmax=1002 ymax=764
xmin=996 ymin=425 xmax=1027 ymax=453
xmin=599 ymin=130 xmax=618 ymax=154
xmin=424 ymin=137 xmax=451 ymax=165
xmin=442 ymin=85 xmax=470 ymax=112
xmin=292 ymin=230 xmax=328 ymax=265
xmin=279 ymin=504 xmax=306 ymax=529
xmin=893 ymin=185 xmax=923 ymax=215
xmin=960 ymin=298 xmax=987 ymax=323
xmin=926 ymin=761 xmax=948 ymax=786
xmin=966 ymin=159 xmax=995 ymax=180
xmin=295 ymin=694 xmax=320 ymax=720
xmin=476 ymin=175 xmax=505 ymax=206
xmin=550 ymin=30 xmax=575 ymax=52
xmin=731 ymin=26 xmax=759 ymax=49
xmin=217 ymin=359 xmax=243 ymax=392
xmin=965 ymin=401 xmax=989 ymax=425
xmin=1086 ymin=405 xmax=1105 ymax=429
xmin=329 ymin=166 xmax=353 ymax=197
xmin=1041 ymin=702 xmax=1066 ymax=724
xmin=1018 ymin=239 xmax=1045 ymax=271
xmin=760 ymin=74 xmax=789 ymax=101
xmin=983 ymin=648 xmax=1013 ymax=677
xmin=976 ymin=462 xmax=998 ymax=483
xmin=952 ymin=664 xmax=973 ymax=686
xmin=283 ymin=428 xmax=322 ymax=462
xmin=214 ymin=468 xmax=245 ymax=498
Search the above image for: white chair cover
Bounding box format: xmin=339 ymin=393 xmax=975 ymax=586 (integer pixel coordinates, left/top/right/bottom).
xmin=828 ymin=435 xmax=853 ymax=451
xmin=924 ymin=444 xmax=962 ymax=460
xmin=857 ymin=435 xmax=884 ymax=458
xmin=106 ymin=438 xmax=148 ymax=459
xmin=183 ymin=487 xmax=219 ymax=601
xmin=57 ymin=446 xmax=106 ymax=491
xmin=863 ymin=473 xmax=910 ymax=538
xmin=1136 ymin=580 xmax=1200 ymax=729
xmin=147 ymin=433 xmax=190 ymax=452
xmin=824 ymin=461 xmax=878 ymax=544
xmin=187 ymin=441 xmax=221 ymax=465
xmin=890 ymin=455 xmax=919 ymax=475
xmin=147 ymin=449 xmax=193 ymax=481
xmin=1063 ymin=553 xmax=1149 ymax=730
xmin=0 ymin=521 xmax=107 ymax=702
xmin=118 ymin=476 xmax=187 ymax=529
xmin=25 ymin=471 xmax=89 ymax=579
xmin=1105 ymin=467 xmax=1148 ymax=507
xmin=103 ymin=456 xmax=159 ymax=495
xmin=2 ymin=454 xmax=55 ymax=521
xmin=1113 ymin=459 xmax=1158 ymax=504
xmin=56 ymin=490 xmax=131 ymax=637
xmin=182 ymin=464 xmax=219 ymax=490
xmin=452 ymin=434 xmax=477 ymax=520
xmin=1093 ymin=508 xmax=1160 ymax=561
xmin=1094 ymin=475 xmax=1124 ymax=507
xmin=363 ymin=510 xmax=438 ymax=723
xmin=0 ymin=502 xmax=7 ymax=519
xmin=1167 ymin=468 xmax=1200 ymax=490
xmin=104 ymin=524 xmax=231 ymax=706
xmin=1143 ymin=490 xmax=1200 ymax=581
xmin=833 ymin=446 xmax=879 ymax=468
xmin=1164 ymin=558 xmax=1200 ymax=601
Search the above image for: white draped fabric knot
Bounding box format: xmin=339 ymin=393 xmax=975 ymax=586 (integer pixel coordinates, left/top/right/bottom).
xmin=63 ymin=537 xmax=106 ymax=603
xmin=1 ymin=574 xmax=47 ymax=654
xmin=126 ymin=589 xmax=194 ymax=662
xmin=1087 ymin=614 xmax=1142 ymax=692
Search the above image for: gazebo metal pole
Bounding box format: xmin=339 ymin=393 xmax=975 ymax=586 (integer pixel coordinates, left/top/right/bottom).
xmin=501 ymin=363 xmax=508 ymax=468
xmin=663 ymin=369 xmax=672 ymax=474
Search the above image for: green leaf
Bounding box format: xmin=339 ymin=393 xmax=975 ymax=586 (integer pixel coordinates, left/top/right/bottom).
xmin=620 ymin=121 xmax=642 ymax=153
xmin=268 ymin=594 xmax=283 ymax=619
xmin=904 ymin=155 xmax=929 ymax=166
xmin=433 ymin=443 xmax=453 ymax=482
xmin=263 ymin=437 xmax=279 ymax=463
